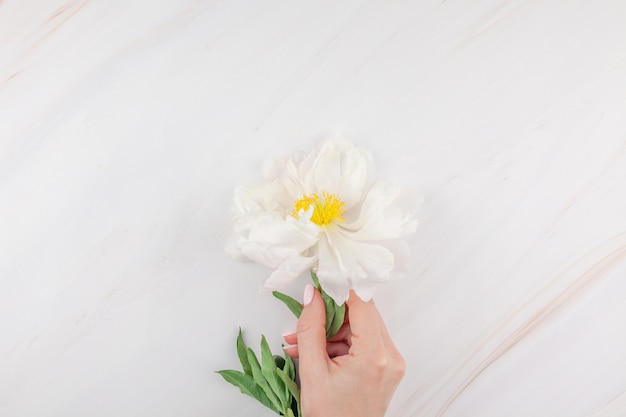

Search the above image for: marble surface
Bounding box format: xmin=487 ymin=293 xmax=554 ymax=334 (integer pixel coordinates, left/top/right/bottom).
xmin=1 ymin=1 xmax=626 ymax=416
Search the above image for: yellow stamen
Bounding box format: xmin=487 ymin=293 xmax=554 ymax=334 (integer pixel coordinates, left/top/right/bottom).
xmin=292 ymin=192 xmax=346 ymax=225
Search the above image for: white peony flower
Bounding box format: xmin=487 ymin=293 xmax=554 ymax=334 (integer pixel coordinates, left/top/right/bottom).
xmin=228 ymin=138 xmax=420 ymax=304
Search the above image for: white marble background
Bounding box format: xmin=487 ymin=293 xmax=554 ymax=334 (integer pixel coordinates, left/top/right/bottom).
xmin=1 ymin=0 xmax=626 ymax=416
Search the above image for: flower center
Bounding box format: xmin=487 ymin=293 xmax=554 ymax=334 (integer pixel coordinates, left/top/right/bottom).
xmin=292 ymin=192 xmax=346 ymax=225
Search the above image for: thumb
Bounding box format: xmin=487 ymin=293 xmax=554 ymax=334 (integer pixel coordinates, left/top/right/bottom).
xmin=296 ymin=284 xmax=328 ymax=368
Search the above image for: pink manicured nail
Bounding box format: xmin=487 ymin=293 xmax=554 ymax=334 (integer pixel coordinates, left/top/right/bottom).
xmin=282 ymin=344 xmax=297 ymax=350
xmin=303 ymin=284 xmax=314 ymax=306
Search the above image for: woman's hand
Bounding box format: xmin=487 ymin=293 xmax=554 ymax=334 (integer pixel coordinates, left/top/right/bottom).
xmin=283 ymin=285 xmax=405 ymax=417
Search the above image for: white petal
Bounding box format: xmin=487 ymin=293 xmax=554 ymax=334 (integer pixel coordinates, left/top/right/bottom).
xmin=316 ymin=233 xmax=350 ymax=304
xmin=263 ymin=255 xmax=317 ymax=290
xmin=298 ymin=138 xmax=374 ymax=209
xmin=378 ymin=238 xmax=411 ymax=277
xmin=239 ymin=240 xmax=296 ymax=268
xmin=232 ymin=183 xmax=279 ymax=214
xmin=343 ymin=181 xmax=421 ymax=241
xmin=316 ymin=228 xmax=395 ymax=303
xmin=248 ymin=214 xmax=318 ymax=251
xmin=232 ymin=211 xmax=319 ymax=268
xmin=345 ymin=239 xmax=411 ymax=301
xmin=350 ymin=278 xmax=377 ymax=302
xmin=334 ymin=231 xmax=395 ymax=279
xmin=224 ymin=237 xmax=251 ymax=262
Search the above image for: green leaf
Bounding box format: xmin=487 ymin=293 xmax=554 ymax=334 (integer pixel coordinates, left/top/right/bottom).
xmin=323 ymin=300 xmax=335 ymax=336
xmin=216 ymin=369 xmax=257 ymax=397
xmin=283 ymin=352 xmax=295 ymax=380
xmin=328 ymin=301 xmax=345 ymax=338
xmin=247 ymin=348 xmax=282 ymax=413
xmin=277 ymin=368 xmax=300 ymax=415
xmin=260 ymin=336 xmax=287 ymax=410
xmin=282 ymin=352 xmax=293 ymax=408
xmin=310 ymin=271 xmax=321 ymax=289
xmin=321 ymin=290 xmax=336 ymax=338
xmin=236 ymin=328 xmax=252 ymax=376
xmin=311 ymin=270 xmax=345 ymax=338
xmin=276 ymin=368 xmax=300 ymax=402
xmin=216 ymin=370 xmax=275 ymax=411
xmin=286 ymin=407 xmax=296 ymax=417
xmin=272 ymin=291 xmax=303 ymax=318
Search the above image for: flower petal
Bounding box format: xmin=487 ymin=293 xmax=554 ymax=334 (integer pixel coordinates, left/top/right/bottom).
xmin=377 ymin=238 xmax=411 ymax=277
xmin=343 ymin=181 xmax=421 ymax=241
xmin=262 ymin=254 xmax=317 ymax=290
xmin=350 ymin=277 xmax=377 ymax=302
xmin=316 ymin=228 xmax=395 ymax=303
xmin=233 ymin=212 xmax=319 ymax=268
xmin=342 ymin=239 xmax=411 ymax=301
xmin=316 ymin=233 xmax=350 ymax=304
xmin=298 ymin=139 xmax=374 ymax=209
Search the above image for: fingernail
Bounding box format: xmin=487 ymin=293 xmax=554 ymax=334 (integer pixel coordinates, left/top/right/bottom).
xmin=303 ymin=284 xmax=314 ymax=306
xmin=282 ymin=344 xmax=297 ymax=350
xmin=282 ymin=331 xmax=295 ymax=338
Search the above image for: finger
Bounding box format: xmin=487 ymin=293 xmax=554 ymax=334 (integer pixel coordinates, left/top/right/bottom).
xmin=286 ymin=322 xmax=350 ymax=345
xmin=283 ymin=344 xmax=298 ymax=358
xmin=327 ymin=321 xmax=352 ymax=344
xmin=327 ymin=341 xmax=350 ymax=358
xmin=282 ymin=332 xmax=297 ymax=345
xmin=345 ymin=290 xmax=384 ymax=354
xmin=296 ymin=285 xmax=329 ymax=369
xmin=282 ymin=341 xmax=350 ymax=359
xmin=287 ymin=320 xmax=351 ymax=346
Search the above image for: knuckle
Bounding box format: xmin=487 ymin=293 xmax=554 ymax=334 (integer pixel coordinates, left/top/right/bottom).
xmin=394 ymin=355 xmax=407 ymax=379
xmin=373 ymin=354 xmax=388 ymax=371
xmin=296 ymin=319 xmax=310 ymax=333
xmin=367 ymin=350 xmax=406 ymax=381
xmin=364 ymin=350 xmax=389 ymax=378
